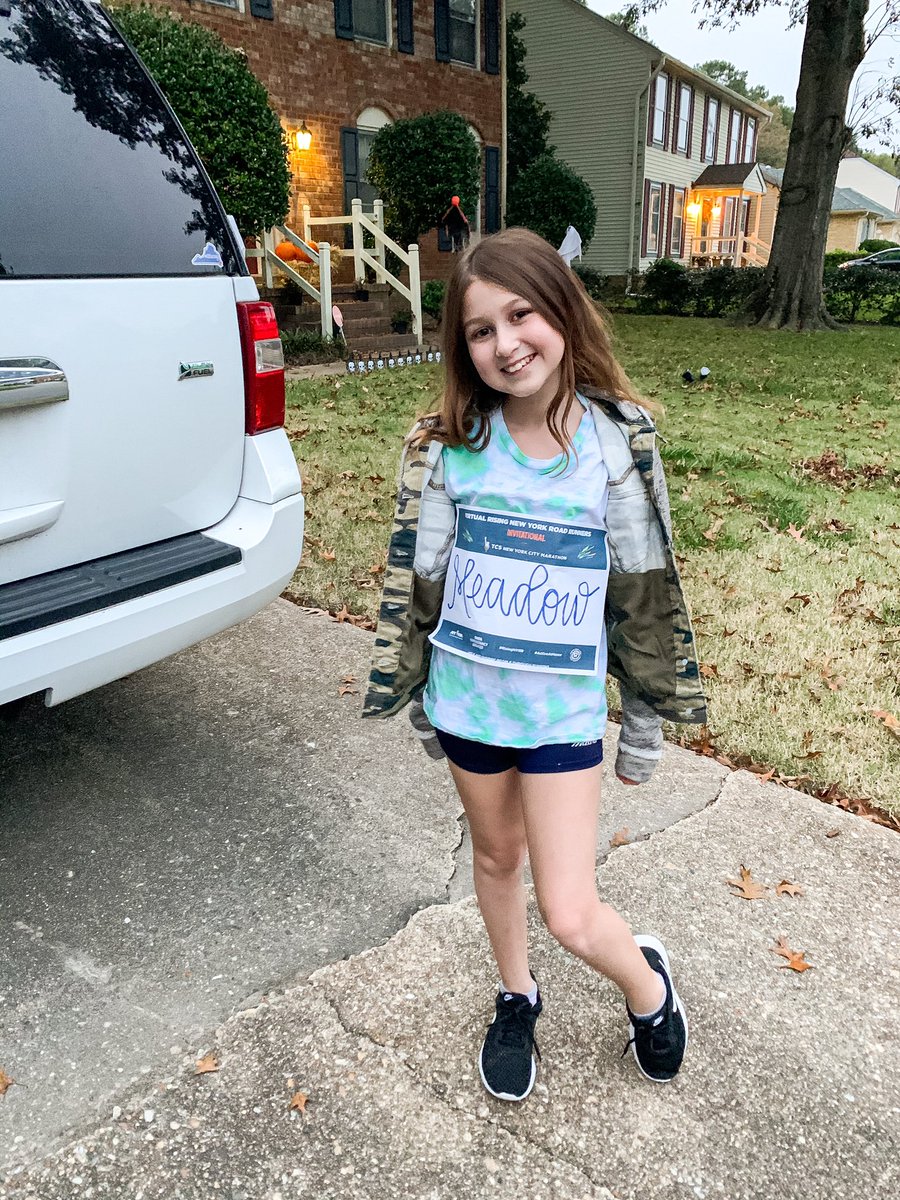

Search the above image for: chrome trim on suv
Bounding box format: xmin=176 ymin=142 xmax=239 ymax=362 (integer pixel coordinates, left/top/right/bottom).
xmin=0 ymin=358 xmax=68 ymax=411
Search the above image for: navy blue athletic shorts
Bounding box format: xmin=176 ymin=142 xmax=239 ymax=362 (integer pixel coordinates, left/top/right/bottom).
xmin=434 ymin=729 xmax=604 ymax=775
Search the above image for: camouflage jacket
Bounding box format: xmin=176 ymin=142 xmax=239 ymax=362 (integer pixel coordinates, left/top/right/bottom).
xmin=363 ymin=389 xmax=707 ymax=783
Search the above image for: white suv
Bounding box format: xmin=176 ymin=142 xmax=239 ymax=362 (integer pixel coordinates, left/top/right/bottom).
xmin=0 ymin=0 xmax=304 ymax=707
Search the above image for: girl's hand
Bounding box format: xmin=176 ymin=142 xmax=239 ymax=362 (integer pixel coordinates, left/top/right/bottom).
xmin=616 ymin=774 xmax=640 ymax=786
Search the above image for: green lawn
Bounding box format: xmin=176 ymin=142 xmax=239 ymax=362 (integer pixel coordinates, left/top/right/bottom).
xmin=284 ymin=316 xmax=900 ymax=817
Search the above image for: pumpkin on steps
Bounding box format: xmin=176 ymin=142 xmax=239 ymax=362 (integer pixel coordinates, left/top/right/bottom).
xmin=275 ymin=238 xmax=318 ymax=265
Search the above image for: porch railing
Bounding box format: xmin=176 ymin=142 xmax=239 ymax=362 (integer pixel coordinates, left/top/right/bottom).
xmin=688 ymin=234 xmax=771 ymax=268
xmin=303 ymin=199 xmax=422 ymax=343
xmin=244 ymin=225 xmax=333 ymax=339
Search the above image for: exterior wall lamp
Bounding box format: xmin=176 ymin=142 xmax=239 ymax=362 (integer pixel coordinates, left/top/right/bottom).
xmin=295 ymin=121 xmax=312 ymax=152
xmin=711 ymin=202 xmax=722 ymax=218
xmin=686 ymin=200 xmax=701 ymax=218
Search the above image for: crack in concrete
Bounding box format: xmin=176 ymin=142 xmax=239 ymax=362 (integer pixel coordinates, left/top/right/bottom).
xmin=314 ymin=987 xmax=612 ymax=1196
xmin=598 ymin=771 xmax=730 ymax=864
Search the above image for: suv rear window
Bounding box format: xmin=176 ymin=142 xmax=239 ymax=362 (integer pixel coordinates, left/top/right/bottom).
xmin=0 ymin=0 xmax=242 ymax=279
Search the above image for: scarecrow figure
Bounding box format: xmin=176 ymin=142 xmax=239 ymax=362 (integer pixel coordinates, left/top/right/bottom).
xmin=441 ymin=195 xmax=470 ymax=252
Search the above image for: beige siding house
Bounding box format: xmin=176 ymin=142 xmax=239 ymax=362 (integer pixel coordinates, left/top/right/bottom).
xmin=514 ymin=0 xmax=771 ymax=279
xmin=761 ymin=167 xmax=900 ymax=253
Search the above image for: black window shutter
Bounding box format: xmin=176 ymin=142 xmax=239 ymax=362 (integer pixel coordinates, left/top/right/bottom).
xmin=335 ymin=0 xmax=353 ymax=40
xmin=397 ymin=0 xmax=414 ymax=53
xmin=434 ymin=0 xmax=450 ymax=62
xmin=341 ymin=127 xmax=359 ymax=246
xmin=484 ymin=0 xmax=500 ymax=74
xmin=484 ymin=146 xmax=500 ymax=232
xmin=249 ymin=0 xmax=274 ymax=19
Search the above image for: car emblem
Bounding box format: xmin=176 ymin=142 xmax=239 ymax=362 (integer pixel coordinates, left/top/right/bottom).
xmin=178 ymin=361 xmax=215 ymax=381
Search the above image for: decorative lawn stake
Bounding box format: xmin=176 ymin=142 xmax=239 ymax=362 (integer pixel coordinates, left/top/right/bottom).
xmin=441 ymin=195 xmax=470 ymax=253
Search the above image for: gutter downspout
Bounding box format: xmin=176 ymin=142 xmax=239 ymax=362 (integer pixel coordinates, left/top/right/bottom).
xmin=627 ymin=56 xmax=666 ymax=292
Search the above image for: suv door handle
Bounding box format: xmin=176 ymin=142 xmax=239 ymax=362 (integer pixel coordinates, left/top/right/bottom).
xmin=0 ymin=358 xmax=68 ymax=411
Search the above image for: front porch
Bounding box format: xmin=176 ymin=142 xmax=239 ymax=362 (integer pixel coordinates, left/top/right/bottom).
xmin=685 ymin=162 xmax=772 ymax=268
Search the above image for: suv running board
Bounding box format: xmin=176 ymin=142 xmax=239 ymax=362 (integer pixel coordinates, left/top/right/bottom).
xmin=0 ymin=534 xmax=242 ymax=642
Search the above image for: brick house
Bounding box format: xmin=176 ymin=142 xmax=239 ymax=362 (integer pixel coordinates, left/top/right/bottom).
xmin=149 ymin=1 xmax=504 ymax=280
xmin=514 ymin=0 xmax=772 ymax=281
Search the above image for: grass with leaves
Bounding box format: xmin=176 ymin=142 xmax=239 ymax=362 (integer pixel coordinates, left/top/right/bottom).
xmin=284 ymin=316 xmax=899 ymax=817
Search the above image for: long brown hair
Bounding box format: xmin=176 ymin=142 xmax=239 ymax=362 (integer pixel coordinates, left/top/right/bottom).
xmin=427 ymin=227 xmax=650 ymax=456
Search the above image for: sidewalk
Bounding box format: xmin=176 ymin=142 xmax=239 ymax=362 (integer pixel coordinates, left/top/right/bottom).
xmin=3 ymin=732 xmax=897 ymax=1198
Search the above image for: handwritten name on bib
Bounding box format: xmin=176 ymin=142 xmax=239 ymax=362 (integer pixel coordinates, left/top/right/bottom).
xmin=430 ymin=507 xmax=609 ymax=675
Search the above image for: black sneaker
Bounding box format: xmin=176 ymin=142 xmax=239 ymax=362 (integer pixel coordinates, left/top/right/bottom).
xmin=623 ymin=935 xmax=688 ymax=1083
xmin=479 ymin=984 xmax=542 ymax=1102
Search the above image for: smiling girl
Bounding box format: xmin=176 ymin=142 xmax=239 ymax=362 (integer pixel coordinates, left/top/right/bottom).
xmin=364 ymin=227 xmax=706 ymax=1102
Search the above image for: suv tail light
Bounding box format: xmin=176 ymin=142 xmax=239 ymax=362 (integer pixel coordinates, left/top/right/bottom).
xmin=236 ymin=301 xmax=285 ymax=434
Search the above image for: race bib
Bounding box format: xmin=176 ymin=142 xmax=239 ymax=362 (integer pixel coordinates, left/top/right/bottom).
xmin=429 ymin=506 xmax=608 ymax=675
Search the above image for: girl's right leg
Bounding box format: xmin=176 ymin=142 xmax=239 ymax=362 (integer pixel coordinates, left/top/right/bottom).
xmin=446 ymin=760 xmax=532 ymax=995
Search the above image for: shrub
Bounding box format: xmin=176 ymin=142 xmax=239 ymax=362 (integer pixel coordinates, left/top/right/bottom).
xmin=692 ymin=265 xmax=765 ymax=317
xmin=110 ymin=4 xmax=289 ymax=233
xmin=823 ymin=265 xmax=891 ymax=322
xmin=506 ymin=153 xmax=597 ymax=250
xmin=422 ymin=279 xmax=446 ymax=319
xmin=638 ymin=258 xmax=694 ymax=314
xmin=858 ymin=238 xmax=899 ymax=255
xmin=366 ymin=111 xmax=480 ymax=248
xmin=279 ymin=329 xmax=339 ymax=363
xmin=391 ymin=308 xmax=413 ymax=334
xmin=572 ymin=263 xmax=609 ymax=301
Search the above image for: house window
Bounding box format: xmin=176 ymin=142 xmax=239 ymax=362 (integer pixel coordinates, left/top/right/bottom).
xmin=203 ymin=0 xmax=240 ymax=8
xmin=645 ymin=181 xmax=664 ymax=257
xmin=450 ymin=0 xmax=476 ymax=65
xmin=743 ymin=116 xmax=757 ymax=161
xmin=336 ymin=0 xmax=389 ymax=44
xmin=727 ymin=108 xmax=742 ymax=163
xmin=669 ymin=187 xmax=686 ymax=257
xmin=650 ymin=72 xmax=669 ymax=146
xmin=675 ymin=83 xmax=692 ymax=155
xmin=702 ymin=97 xmax=719 ymax=162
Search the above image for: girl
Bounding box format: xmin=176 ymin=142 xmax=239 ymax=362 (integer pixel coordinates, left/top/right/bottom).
xmin=364 ymin=228 xmax=706 ymax=1102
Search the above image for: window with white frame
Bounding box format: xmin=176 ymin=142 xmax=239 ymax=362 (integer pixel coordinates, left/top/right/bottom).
xmin=669 ymin=188 xmax=686 ymax=257
xmin=651 ymin=72 xmax=669 ymax=145
xmin=203 ymin=0 xmax=240 ymax=8
xmin=727 ymin=109 xmax=742 ymax=162
xmin=676 ymin=83 xmax=692 ymax=155
xmin=450 ymin=0 xmax=476 ymax=65
xmin=703 ymin=96 xmax=719 ymax=162
xmin=351 ymin=0 xmax=388 ymax=44
xmin=743 ymin=116 xmax=757 ymax=160
xmin=646 ymin=182 xmax=663 ymax=256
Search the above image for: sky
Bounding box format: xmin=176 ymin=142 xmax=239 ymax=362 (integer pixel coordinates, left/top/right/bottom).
xmin=585 ymin=1 xmax=897 ymax=152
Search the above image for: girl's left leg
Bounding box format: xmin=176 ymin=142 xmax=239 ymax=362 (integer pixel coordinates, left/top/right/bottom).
xmin=518 ymin=764 xmax=665 ymax=1015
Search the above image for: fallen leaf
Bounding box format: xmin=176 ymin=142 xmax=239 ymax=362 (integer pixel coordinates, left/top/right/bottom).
xmin=609 ymin=827 xmax=631 ymax=847
xmin=785 ymin=523 xmax=806 ymax=542
xmin=338 ymin=684 xmax=359 ymax=697
xmin=770 ymin=936 xmax=813 ymax=972
xmin=194 ymin=1053 xmax=219 ymax=1076
xmin=332 ymin=605 xmax=352 ymax=622
xmin=367 ymin=474 xmax=385 ymax=484
xmin=341 ymin=675 xmax=357 ymax=684
xmin=794 ymin=750 xmax=823 ymax=760
xmin=755 ymin=767 xmax=777 ymax=783
xmin=0 ymin=1069 xmax=14 ymax=1097
xmin=726 ymin=865 xmax=768 ymax=900
xmin=785 ymin=593 xmax=811 ymax=608
xmin=702 ymin=517 xmax=724 ymax=543
xmin=871 ymin=709 xmax=900 ymax=739
xmin=318 ymin=549 xmax=337 ymax=562
xmin=289 ymin=1091 xmax=309 ymax=1113
xmin=776 ymin=880 xmax=805 ymax=898
xmin=825 ymin=828 xmax=841 ymax=838
xmin=698 ymin=662 xmax=719 ymax=678
xmin=369 ymin=563 xmax=385 ymax=576
xmin=722 ymin=626 xmax=737 ymax=637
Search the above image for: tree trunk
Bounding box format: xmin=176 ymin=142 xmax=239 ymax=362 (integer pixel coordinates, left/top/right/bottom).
xmin=749 ymin=0 xmax=868 ymax=330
